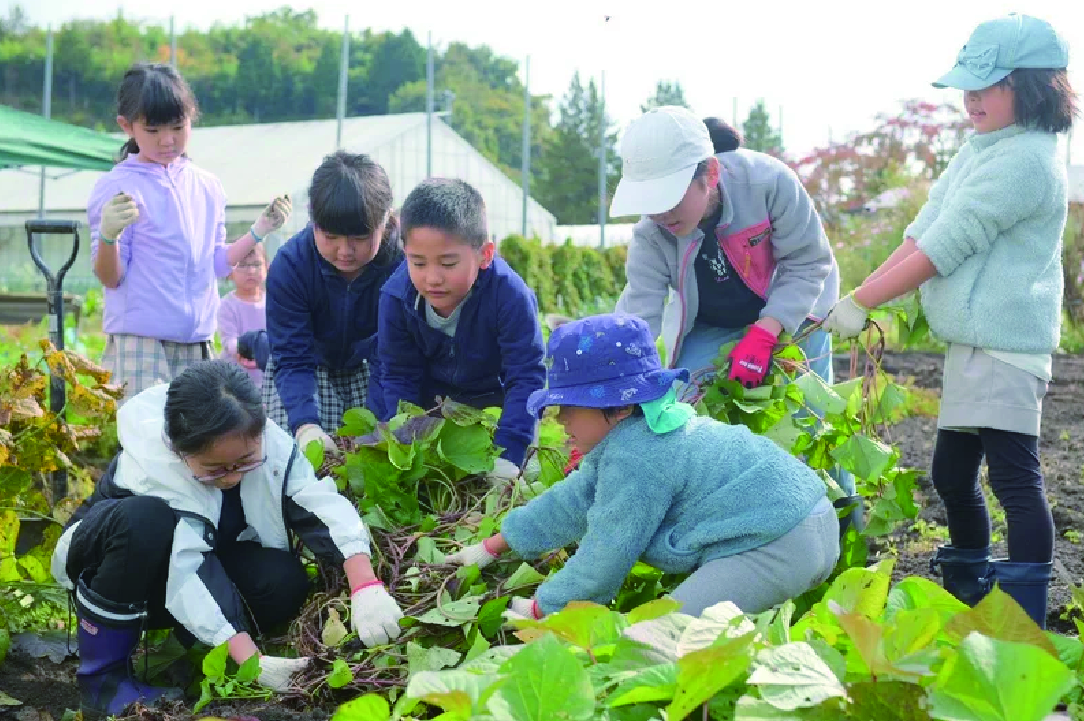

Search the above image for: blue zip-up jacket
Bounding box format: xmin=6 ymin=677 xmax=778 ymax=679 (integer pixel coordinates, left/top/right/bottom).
xmin=371 ymin=256 xmax=545 ymax=466
xmin=501 ymin=415 xmax=826 ymax=615
xmin=266 ymin=224 xmax=404 ymax=433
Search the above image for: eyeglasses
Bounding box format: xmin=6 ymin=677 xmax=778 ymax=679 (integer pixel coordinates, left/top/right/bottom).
xmin=235 ymin=262 xmax=264 ymax=271
xmin=188 ymin=455 xmax=267 ymax=484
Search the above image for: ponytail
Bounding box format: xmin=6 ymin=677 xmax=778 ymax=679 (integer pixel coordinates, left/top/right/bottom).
xmin=118 ymin=138 xmax=140 ymax=162
xmin=702 ymin=117 xmax=742 ymax=153
xmin=375 ymin=210 xmax=403 ymax=264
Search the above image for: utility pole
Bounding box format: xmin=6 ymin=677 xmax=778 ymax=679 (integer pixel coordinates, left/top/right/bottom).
xmin=598 ymin=69 xmax=606 ymax=250
xmin=335 ymin=16 xmax=349 ymax=150
xmin=426 ymin=32 xmax=434 ymax=178
xmin=37 ymin=27 xmax=53 ymax=221
xmin=521 ymin=56 xmax=530 ymax=238
xmin=598 ymin=15 xmax=611 ymax=250
xmin=169 ymin=16 xmax=177 ymax=68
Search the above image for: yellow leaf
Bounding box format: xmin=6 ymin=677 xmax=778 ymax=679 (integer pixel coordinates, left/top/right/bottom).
xmin=10 ymin=398 xmax=43 ymax=420
xmin=63 ymin=351 xmax=113 ymax=384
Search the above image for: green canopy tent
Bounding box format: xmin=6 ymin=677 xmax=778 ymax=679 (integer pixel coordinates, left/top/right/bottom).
xmin=0 ymin=104 xmax=118 ymax=171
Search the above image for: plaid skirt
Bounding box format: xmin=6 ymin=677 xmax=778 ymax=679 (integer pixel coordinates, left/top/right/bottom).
xmin=102 ymin=333 xmax=212 ymax=404
xmin=261 ymin=356 xmax=370 ymax=434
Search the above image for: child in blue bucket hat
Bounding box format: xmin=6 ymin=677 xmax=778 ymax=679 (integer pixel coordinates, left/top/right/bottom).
xmin=823 ymin=13 xmax=1077 ymax=628
xmin=446 ymin=313 xmax=839 ymax=619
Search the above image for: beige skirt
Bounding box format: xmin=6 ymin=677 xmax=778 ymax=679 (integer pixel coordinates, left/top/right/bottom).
xmin=938 ymin=344 xmax=1048 ymax=437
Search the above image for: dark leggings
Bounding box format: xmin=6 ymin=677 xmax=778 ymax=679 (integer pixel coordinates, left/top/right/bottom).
xmin=930 ymin=428 xmax=1053 ymax=563
xmin=66 ymin=495 xmax=310 ymax=636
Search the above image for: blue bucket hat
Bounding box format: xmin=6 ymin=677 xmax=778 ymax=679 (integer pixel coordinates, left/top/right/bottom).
xmin=934 ymin=13 xmax=1069 ymax=91
xmin=526 ymin=313 xmax=689 ymax=417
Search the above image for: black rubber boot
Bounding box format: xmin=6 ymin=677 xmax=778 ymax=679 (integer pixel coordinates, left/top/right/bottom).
xmin=74 ymin=577 xmax=183 ymax=718
xmin=985 ymin=559 xmax=1053 ymax=629
xmin=929 ymin=545 xmax=991 ymax=606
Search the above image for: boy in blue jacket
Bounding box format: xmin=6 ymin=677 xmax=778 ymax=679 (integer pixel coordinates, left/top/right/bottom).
xmin=371 ymin=179 xmax=546 ymax=481
xmin=446 ymin=313 xmax=839 ymax=619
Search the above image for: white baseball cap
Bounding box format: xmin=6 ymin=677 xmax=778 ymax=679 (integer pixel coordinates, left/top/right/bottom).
xmin=610 ymin=106 xmax=715 ymax=218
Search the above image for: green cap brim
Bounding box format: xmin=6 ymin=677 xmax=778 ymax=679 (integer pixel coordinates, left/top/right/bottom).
xmin=932 ymin=64 xmax=1012 ymax=91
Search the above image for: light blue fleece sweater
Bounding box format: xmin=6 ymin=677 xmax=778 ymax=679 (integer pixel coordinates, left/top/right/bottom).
xmin=500 ymin=415 xmax=826 ymax=615
xmin=908 ymin=125 xmax=1067 ymax=354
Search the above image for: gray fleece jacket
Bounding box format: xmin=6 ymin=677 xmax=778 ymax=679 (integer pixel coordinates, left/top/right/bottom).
xmin=615 ymin=149 xmax=839 ymax=364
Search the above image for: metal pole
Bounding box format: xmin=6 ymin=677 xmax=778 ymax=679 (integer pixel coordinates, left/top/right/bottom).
xmin=170 ymin=16 xmax=177 ymax=68
xmin=598 ymin=69 xmax=606 ymax=250
xmin=426 ymin=31 xmax=434 ymax=178
xmin=335 ymin=16 xmax=349 ymax=150
xmin=732 ymin=97 xmax=738 ymax=126
xmin=37 ymin=28 xmax=53 ymax=222
xmin=521 ymin=56 xmax=530 ymax=238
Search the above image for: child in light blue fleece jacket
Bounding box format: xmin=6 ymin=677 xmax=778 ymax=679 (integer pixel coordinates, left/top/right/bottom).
xmin=446 ymin=313 xmax=839 ymax=619
xmin=823 ymin=13 xmax=1077 ymax=629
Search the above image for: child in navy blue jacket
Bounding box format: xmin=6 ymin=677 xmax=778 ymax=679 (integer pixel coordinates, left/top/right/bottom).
xmin=371 ymin=179 xmax=545 ymax=480
xmin=265 ymin=152 xmax=405 ymax=453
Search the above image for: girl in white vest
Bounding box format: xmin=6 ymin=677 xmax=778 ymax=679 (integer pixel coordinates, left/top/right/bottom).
xmin=52 ymin=361 xmax=403 ymax=716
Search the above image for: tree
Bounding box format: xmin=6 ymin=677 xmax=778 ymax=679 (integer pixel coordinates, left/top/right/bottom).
xmin=791 ymin=99 xmax=969 ymax=220
xmin=364 ymin=29 xmax=425 ymax=114
xmin=641 ymin=80 xmax=689 ymax=113
xmin=386 ymin=42 xmax=552 ymax=186
xmin=534 ymin=72 xmax=619 ymax=225
xmin=742 ymin=100 xmax=783 ymax=155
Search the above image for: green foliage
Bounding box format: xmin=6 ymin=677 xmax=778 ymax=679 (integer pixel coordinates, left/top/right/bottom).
xmin=742 ymin=99 xmax=784 ymax=155
xmin=0 ymin=341 xmax=122 ymax=576
xmin=335 ymin=568 xmax=1078 ymax=720
xmin=334 ymin=399 xmax=566 ymax=529
xmin=0 ymin=13 xmax=548 ymax=196
xmin=695 ymin=325 xmax=921 ymax=577
xmin=641 ymin=80 xmax=690 ymax=113
xmin=499 ymin=236 xmax=624 ymax=316
xmin=533 ymin=71 xmax=620 ymax=224
xmin=0 ymin=341 xmax=121 ymax=640
xmin=194 ymin=642 xmax=272 ymax=712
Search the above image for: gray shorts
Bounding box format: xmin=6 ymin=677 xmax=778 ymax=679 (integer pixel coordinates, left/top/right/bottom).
xmin=938 ymin=345 xmax=1048 ymax=436
xmin=669 ymin=496 xmax=840 ymax=617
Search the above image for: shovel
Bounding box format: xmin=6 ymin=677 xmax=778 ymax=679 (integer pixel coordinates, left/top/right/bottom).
xmin=26 ymin=219 xmax=80 ymax=501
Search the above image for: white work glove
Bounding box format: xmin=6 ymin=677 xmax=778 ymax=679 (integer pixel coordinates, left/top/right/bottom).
xmin=257 ymin=655 xmax=311 ymax=692
xmin=505 ymin=596 xmax=542 ymax=620
xmin=99 ymin=192 xmax=139 ymax=241
xmin=822 ymin=293 xmax=870 ymax=339
xmin=296 ymin=424 xmax=338 ymax=455
xmin=445 ymin=539 xmax=501 ymax=569
xmin=252 ymin=195 xmax=292 ymax=239
xmin=350 ymin=583 xmax=404 ymax=647
xmin=486 ymin=458 xmax=521 ymax=487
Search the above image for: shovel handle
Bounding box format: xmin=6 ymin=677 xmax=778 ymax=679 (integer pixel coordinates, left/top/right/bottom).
xmin=26 ymin=220 xmax=80 ymax=287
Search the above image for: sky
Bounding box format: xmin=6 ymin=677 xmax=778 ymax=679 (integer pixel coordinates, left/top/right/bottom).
xmin=10 ymin=0 xmax=1084 ymax=163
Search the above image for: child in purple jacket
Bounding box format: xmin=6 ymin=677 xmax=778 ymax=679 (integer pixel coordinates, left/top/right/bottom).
xmin=88 ymin=63 xmax=289 ymax=401
xmin=218 ymin=245 xmax=268 ymax=388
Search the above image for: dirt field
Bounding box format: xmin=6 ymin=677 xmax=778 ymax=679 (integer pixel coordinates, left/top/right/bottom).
xmin=3 ymin=351 xmax=1082 ymax=719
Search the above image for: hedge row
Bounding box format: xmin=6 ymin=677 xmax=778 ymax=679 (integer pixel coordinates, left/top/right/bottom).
xmin=498 ymin=236 xmax=628 ymax=317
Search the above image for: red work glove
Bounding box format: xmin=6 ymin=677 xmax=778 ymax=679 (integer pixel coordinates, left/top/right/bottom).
xmin=564 ymin=447 xmax=584 ymax=475
xmin=727 ymin=325 xmax=778 ymax=388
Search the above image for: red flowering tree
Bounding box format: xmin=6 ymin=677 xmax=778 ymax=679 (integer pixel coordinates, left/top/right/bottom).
xmin=787 ymin=100 xmax=970 ymax=225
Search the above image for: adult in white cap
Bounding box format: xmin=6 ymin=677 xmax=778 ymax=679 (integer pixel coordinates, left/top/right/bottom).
xmin=611 ymin=106 xmax=840 ymax=391
xmin=610 ymin=107 xmax=856 ymax=530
